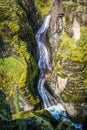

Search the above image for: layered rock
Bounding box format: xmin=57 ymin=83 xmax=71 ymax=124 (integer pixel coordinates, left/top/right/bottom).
xmin=48 ymin=0 xmax=87 ymax=124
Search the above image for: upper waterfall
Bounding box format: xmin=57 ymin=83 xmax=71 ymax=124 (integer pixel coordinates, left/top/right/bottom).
xmin=36 ymin=15 xmax=52 ymax=72
xmin=36 ymin=15 xmax=51 ymax=35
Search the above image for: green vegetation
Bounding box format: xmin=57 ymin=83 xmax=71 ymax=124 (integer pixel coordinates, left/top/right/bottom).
xmin=60 ymin=31 xmax=85 ymax=62
xmin=12 ymin=110 xmax=35 ymax=120
xmin=35 ymin=0 xmax=53 ymax=16
xmin=52 ymin=25 xmax=87 ymax=104
xmin=0 ymin=0 xmax=40 ymax=113
xmin=12 ymin=110 xmax=54 ymax=130
xmin=0 ymin=57 xmax=25 ymax=82
xmin=0 ymin=90 xmax=75 ymax=130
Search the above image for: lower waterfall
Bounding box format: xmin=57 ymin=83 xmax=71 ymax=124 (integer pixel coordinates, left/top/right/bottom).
xmin=36 ymin=15 xmax=83 ymax=130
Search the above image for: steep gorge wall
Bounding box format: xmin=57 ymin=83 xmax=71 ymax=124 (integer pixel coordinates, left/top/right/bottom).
xmin=48 ymin=0 xmax=87 ymax=123
xmin=0 ymin=0 xmax=40 ymax=113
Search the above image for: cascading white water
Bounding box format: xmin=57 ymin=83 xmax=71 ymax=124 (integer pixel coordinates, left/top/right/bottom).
xmin=36 ymin=15 xmax=83 ymax=130
xmin=36 ymin=15 xmax=57 ymax=108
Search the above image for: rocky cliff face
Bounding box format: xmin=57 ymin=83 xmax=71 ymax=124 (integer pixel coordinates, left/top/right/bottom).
xmin=50 ymin=0 xmax=63 ymax=34
xmin=48 ymin=0 xmax=87 ymax=124
xmin=0 ymin=0 xmax=87 ymax=128
xmin=0 ymin=0 xmax=40 ymax=113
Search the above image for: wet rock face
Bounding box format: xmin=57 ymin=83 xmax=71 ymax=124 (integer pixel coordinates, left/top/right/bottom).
xmin=48 ymin=0 xmax=87 ymax=123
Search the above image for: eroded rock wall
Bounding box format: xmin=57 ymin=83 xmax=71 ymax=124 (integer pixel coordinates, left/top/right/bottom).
xmin=48 ymin=0 xmax=87 ymax=123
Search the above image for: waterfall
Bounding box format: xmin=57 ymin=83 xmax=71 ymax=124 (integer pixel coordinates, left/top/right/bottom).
xmin=36 ymin=15 xmax=57 ymax=108
xmin=36 ymin=15 xmax=83 ymax=130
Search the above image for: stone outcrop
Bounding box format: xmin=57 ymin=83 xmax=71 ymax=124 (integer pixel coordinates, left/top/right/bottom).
xmin=50 ymin=0 xmax=63 ymax=34
xmin=48 ymin=0 xmax=87 ymax=124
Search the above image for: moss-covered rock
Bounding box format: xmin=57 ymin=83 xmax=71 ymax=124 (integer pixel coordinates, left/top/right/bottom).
xmin=12 ymin=110 xmax=54 ymax=130
xmin=0 ymin=97 xmax=77 ymax=130
xmin=34 ymin=109 xmax=58 ymax=127
xmin=48 ymin=0 xmax=87 ymax=124
xmin=0 ymin=116 xmax=54 ymax=130
xmin=0 ymin=0 xmax=40 ymax=113
xmin=52 ymin=27 xmax=87 ymax=122
xmin=12 ymin=109 xmax=57 ymax=127
xmin=63 ymin=1 xmax=87 ymax=26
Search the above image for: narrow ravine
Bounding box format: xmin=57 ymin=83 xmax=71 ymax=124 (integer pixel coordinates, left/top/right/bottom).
xmin=36 ymin=15 xmax=83 ymax=130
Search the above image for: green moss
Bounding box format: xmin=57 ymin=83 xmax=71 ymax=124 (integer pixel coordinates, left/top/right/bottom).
xmin=0 ymin=57 xmax=25 ymax=83
xmin=52 ymin=26 xmax=87 ymax=104
xmin=58 ymin=31 xmax=85 ymax=62
xmin=35 ymin=0 xmax=53 ymax=16
xmin=70 ymin=47 xmax=84 ymax=62
xmin=12 ymin=110 xmax=35 ymax=120
xmin=0 ymin=0 xmax=40 ymax=112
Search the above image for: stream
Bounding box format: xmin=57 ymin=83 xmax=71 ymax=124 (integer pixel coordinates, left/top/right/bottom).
xmin=36 ymin=15 xmax=83 ymax=130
